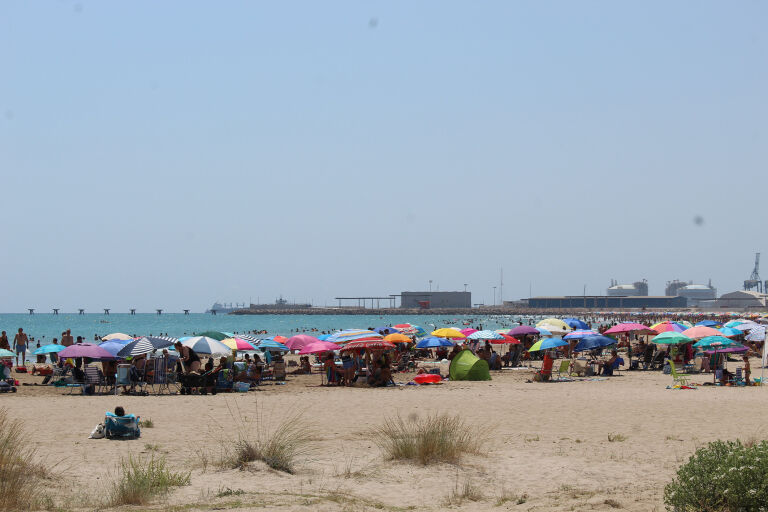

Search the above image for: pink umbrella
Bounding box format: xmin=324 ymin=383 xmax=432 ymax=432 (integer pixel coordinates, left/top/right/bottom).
xmin=682 ymin=326 xmax=723 ymax=340
xmin=460 ymin=328 xmax=478 ymax=336
xmin=58 ymin=343 xmax=115 ymax=360
xmin=508 ymin=325 xmax=539 ymax=336
xmin=604 ymin=323 xmax=655 ymax=335
xmin=298 ymin=341 xmax=340 ymax=354
xmin=285 ymin=334 xmax=320 ymax=351
xmin=340 ymin=340 xmax=395 ymax=351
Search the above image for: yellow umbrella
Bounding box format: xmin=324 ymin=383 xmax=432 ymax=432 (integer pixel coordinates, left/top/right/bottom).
xmin=431 ymin=328 xmax=466 ymax=339
xmin=535 ymin=318 xmax=571 ymax=333
xmin=383 ymin=333 xmax=412 ymax=343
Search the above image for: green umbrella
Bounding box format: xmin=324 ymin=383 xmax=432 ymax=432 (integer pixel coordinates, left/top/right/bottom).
xmin=196 ymin=331 xmax=228 ymax=341
xmin=692 ymin=336 xmax=741 ymax=349
xmin=651 ymin=332 xmax=692 ymax=345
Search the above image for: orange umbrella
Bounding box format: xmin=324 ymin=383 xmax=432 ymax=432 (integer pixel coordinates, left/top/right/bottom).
xmin=383 ymin=333 xmax=412 ymax=343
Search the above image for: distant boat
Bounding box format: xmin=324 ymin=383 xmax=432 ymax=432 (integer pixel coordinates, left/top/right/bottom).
xmin=205 ymin=302 xmax=247 ymax=314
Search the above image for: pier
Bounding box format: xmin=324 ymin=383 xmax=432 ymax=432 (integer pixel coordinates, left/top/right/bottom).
xmin=78 ymin=309 xmax=85 ymax=315
xmin=52 ymin=308 xmax=59 ymax=315
xmin=103 ymin=309 xmax=110 ymax=315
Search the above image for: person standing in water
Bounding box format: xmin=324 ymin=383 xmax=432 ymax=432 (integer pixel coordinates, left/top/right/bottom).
xmin=14 ymin=328 xmax=29 ymax=366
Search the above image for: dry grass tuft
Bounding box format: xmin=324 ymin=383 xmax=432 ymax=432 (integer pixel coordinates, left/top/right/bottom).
xmin=608 ymin=432 xmax=628 ymax=442
xmin=108 ymin=454 xmax=190 ymax=506
xmin=443 ymin=477 xmax=484 ymax=506
xmin=138 ymin=418 xmax=154 ymax=428
xmin=0 ymin=408 xmax=52 ymax=511
xmin=217 ymin=401 xmax=313 ymax=474
xmin=371 ymin=413 xmax=490 ymax=465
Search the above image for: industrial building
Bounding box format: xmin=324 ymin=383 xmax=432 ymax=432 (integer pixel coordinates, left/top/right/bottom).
xmin=665 ymin=280 xmax=717 ymax=307
xmin=607 ymin=279 xmax=648 ymax=297
xmin=400 ymin=291 xmax=471 ymax=309
xmin=527 ymin=295 xmax=687 ymax=309
xmin=714 ymin=291 xmax=768 ymax=309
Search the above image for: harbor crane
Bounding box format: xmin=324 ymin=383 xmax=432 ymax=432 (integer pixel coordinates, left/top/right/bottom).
xmin=744 ymin=252 xmax=766 ymax=293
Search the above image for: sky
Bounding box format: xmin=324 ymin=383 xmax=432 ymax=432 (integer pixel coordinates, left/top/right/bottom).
xmin=1 ymin=1 xmax=767 ymax=311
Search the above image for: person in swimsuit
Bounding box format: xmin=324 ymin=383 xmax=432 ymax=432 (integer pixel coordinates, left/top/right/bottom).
xmin=61 ymin=329 xmax=74 ymax=347
xmin=0 ymin=331 xmax=9 ymax=351
xmin=14 ymin=328 xmax=28 ymax=366
xmin=174 ymin=342 xmax=201 ymax=373
xmin=340 ymin=352 xmax=356 ymax=386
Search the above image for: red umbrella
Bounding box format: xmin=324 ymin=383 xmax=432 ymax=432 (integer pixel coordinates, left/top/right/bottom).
xmin=604 ymin=323 xmax=655 ymax=335
xmin=340 ymin=340 xmax=396 ymax=351
xmin=490 ymin=334 xmax=520 ymax=344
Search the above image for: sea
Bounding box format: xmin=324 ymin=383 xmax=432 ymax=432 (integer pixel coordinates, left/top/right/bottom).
xmin=0 ymin=312 xmax=540 ymax=361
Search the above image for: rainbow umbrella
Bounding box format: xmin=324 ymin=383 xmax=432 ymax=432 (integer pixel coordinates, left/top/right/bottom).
xmin=221 ymin=338 xmax=258 ymax=351
xmin=325 ymin=329 xmax=383 ymax=344
xmin=650 ymin=321 xmax=687 ymax=333
xmin=528 ymin=337 xmax=568 ymax=352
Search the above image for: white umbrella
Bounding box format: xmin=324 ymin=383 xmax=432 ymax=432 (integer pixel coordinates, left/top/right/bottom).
xmin=102 ymin=332 xmax=133 ymax=341
xmin=181 ymin=336 xmax=231 ymax=355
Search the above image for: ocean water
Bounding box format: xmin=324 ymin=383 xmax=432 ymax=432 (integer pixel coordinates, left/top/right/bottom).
xmin=0 ymin=312 xmax=535 ymax=350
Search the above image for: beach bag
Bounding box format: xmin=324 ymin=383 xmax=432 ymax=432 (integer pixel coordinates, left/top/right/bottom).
xmin=89 ymin=423 xmax=105 ymax=439
xmin=663 ymin=363 xmax=671 ymax=375
xmin=234 ymin=382 xmax=250 ymax=393
xmin=15 ymin=366 xmax=27 ymax=373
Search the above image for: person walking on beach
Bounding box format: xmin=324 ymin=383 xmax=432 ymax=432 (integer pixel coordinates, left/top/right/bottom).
xmin=14 ymin=328 xmax=29 ymax=366
xmin=0 ymin=331 xmax=9 ymax=350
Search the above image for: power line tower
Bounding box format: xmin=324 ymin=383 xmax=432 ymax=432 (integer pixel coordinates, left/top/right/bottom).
xmin=744 ymin=253 xmax=763 ymax=293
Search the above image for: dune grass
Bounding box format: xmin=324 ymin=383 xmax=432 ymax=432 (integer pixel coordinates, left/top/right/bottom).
xmin=218 ymin=402 xmax=313 ymax=474
xmin=371 ymin=413 xmax=490 ymax=465
xmin=108 ymin=454 xmax=190 ymax=506
xmin=138 ymin=418 xmax=154 ymax=428
xmin=0 ymin=408 xmax=51 ymax=511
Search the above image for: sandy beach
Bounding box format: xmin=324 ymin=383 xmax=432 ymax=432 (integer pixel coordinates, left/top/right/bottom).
xmin=3 ymin=358 xmax=766 ymax=512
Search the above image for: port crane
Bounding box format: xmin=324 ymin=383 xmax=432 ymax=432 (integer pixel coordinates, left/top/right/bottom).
xmin=743 ymin=252 xmax=766 ymax=293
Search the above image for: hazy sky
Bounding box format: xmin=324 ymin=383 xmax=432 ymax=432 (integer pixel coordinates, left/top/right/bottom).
xmin=2 ymin=1 xmax=767 ymax=311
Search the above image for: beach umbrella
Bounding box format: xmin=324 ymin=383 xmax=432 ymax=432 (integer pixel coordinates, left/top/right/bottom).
xmin=196 ymin=331 xmax=229 ymax=341
xmin=651 ymin=332 xmax=692 ymax=345
xmin=298 ymin=341 xmax=340 ymax=355
xmin=460 ymin=328 xmax=478 ymax=336
xmin=117 ymin=336 xmax=177 ymax=357
xmin=415 ymin=337 xmax=455 ymax=349
xmin=491 ymin=334 xmax=520 ymax=344
xmin=693 ymin=336 xmax=742 ymax=349
xmin=536 ymin=318 xmax=570 ymax=331
xmin=393 ymin=324 xmax=427 ymax=336
xmin=256 ymin=339 xmax=290 ymax=352
xmin=285 ymin=335 xmax=320 ymax=351
xmin=181 ymin=336 xmax=231 ymax=355
xmin=341 ymin=340 xmax=396 ymax=351
xmin=0 ymin=348 xmax=15 ymax=358
xmin=528 ymin=337 xmax=568 ymax=352
xmin=563 ymin=330 xmax=599 ymax=340
xmin=604 ymin=323 xmax=655 ymax=335
xmin=383 ymin=333 xmax=412 ymax=343
xmin=98 ymin=341 xmax=129 ymax=357
xmin=573 ymin=335 xmax=617 ymax=352
xmin=33 ymin=344 xmax=65 ymax=355
xmin=102 ymin=333 xmax=132 ymax=341
xmin=564 ymin=318 xmax=589 ymax=330
xmin=681 ymin=326 xmax=723 ymax=340
xmin=373 ymin=326 xmax=400 ymax=335
xmin=325 ymin=329 xmax=383 ymax=344
xmin=58 ymin=343 xmax=115 ymax=360
xmin=746 ymin=325 xmax=766 ymax=342
xmin=718 ymin=327 xmax=744 ymax=338
xmin=508 ymin=325 xmax=539 ymax=336
xmin=221 ymin=337 xmax=258 ymax=351
xmin=317 ymin=334 xmax=331 ymax=341
xmin=695 ymin=320 xmax=722 ymax=328
xmin=724 ymin=320 xmax=750 ymax=328
xmin=650 ymin=321 xmax=687 ymax=333
xmin=230 ymin=333 xmax=261 ymax=343
xmin=535 ymin=327 xmax=553 ymax=336
xmin=431 ymin=328 xmax=466 ymax=339
xmin=732 ymin=321 xmax=760 ymax=332
xmin=466 ymin=330 xmax=504 ymax=340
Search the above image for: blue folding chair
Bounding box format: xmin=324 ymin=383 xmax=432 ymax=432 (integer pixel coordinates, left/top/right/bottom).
xmin=104 ymin=412 xmax=141 ymax=439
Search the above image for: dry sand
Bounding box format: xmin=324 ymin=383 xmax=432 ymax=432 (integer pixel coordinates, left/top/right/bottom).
xmin=3 ymin=359 xmax=767 ymax=511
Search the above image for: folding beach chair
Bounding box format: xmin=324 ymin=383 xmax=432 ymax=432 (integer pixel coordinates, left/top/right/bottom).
xmin=667 ymin=359 xmax=689 ymax=386
xmin=555 ymin=360 xmax=572 ymax=380
xmin=734 ymin=367 xmax=746 ymax=386
xmin=67 ymin=367 xmax=86 ymax=394
xmin=115 ymin=364 xmax=131 ymax=395
xmin=104 ymin=412 xmax=140 ymax=439
xmin=273 ymin=361 xmax=286 ymax=382
xmin=82 ymin=366 xmax=104 ymax=395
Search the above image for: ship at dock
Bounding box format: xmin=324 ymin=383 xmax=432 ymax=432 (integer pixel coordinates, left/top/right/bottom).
xmin=245 ymin=296 xmax=312 ymax=311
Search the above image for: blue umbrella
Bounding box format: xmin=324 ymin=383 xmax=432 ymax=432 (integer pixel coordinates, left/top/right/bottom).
xmin=33 ymin=344 xmax=65 ymax=355
xmin=528 ymin=337 xmax=569 ymax=352
xmin=718 ymin=327 xmax=743 ymax=337
xmin=256 ymin=340 xmax=289 ymax=352
xmin=373 ymin=326 xmax=400 ymax=335
xmin=696 ymin=320 xmax=721 ymax=328
xmin=535 ymin=328 xmax=552 ymax=336
xmin=317 ymin=334 xmax=331 ymax=341
xmin=573 ymin=335 xmax=617 ymax=352
xmin=564 ymin=318 xmax=589 ymax=330
xmin=416 ymin=337 xmax=454 ymax=349
xmin=99 ymin=341 xmax=129 ymax=356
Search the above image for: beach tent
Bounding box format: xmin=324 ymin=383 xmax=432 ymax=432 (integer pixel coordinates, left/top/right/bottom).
xmin=448 ymin=350 xmax=491 ymax=381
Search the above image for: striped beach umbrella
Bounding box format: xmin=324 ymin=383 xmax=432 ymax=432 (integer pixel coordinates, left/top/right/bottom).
xmin=325 ymin=329 xmax=383 ymax=344
xmin=564 ymin=330 xmax=599 ymax=340
xmin=221 ymin=338 xmax=258 ymax=351
xmin=181 ymin=336 xmax=231 ymax=355
xmin=466 ymin=330 xmax=504 ymax=340
xmin=117 ymin=336 xmax=178 ymax=357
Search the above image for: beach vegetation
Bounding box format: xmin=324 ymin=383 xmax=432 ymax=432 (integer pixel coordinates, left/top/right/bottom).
xmin=371 ymin=413 xmax=490 ymax=465
xmin=664 ymin=439 xmax=768 ymax=511
xmin=607 ymin=433 xmax=627 ymax=442
xmin=216 ymin=487 xmax=245 ymax=498
xmin=139 ymin=418 xmax=154 ymax=428
xmin=0 ymin=408 xmax=51 ymax=511
xmin=443 ymin=477 xmax=483 ymax=506
xmin=495 ymin=487 xmax=527 ymax=506
xmin=108 ymin=454 xmax=190 ymax=506
xmin=218 ymin=402 xmax=313 ymax=474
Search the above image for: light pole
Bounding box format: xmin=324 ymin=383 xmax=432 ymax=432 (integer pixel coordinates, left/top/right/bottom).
xmin=463 ymin=283 xmax=468 ymax=292
xmin=429 ymin=280 xmax=433 ymax=292
xmin=493 ymin=286 xmax=497 ymax=306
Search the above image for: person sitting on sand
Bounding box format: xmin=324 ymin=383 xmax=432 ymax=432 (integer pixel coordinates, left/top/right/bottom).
xmin=597 ymin=350 xmax=619 ymax=376
xmin=324 ymin=353 xmax=341 ymax=385
xmin=174 ymin=341 xmax=201 ymax=373
xmin=114 ymin=406 xmax=125 ymax=417
xmin=340 ymin=352 xmax=356 ymax=386
xmin=290 ymin=356 xmax=311 ymax=375
xmin=533 ymin=351 xmax=554 ymax=382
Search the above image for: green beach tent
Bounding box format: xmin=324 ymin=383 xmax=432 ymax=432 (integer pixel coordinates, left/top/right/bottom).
xmin=449 ymin=349 xmax=491 ymax=381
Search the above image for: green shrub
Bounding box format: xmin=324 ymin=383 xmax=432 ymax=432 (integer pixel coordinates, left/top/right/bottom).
xmin=109 ymin=454 xmax=190 ymax=506
xmin=371 ymin=413 xmax=489 ymax=465
xmin=0 ymin=409 xmax=49 ymax=511
xmin=664 ymin=440 xmax=768 ymax=511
